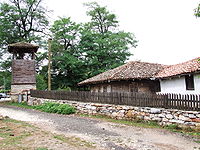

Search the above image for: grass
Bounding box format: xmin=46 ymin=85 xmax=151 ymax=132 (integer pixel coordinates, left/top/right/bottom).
xmin=0 ymin=117 xmax=95 ymax=149
xmin=4 ymin=101 xmax=76 ymax=115
xmin=1 ymin=131 xmax=31 ymax=147
xmin=36 ymin=148 xmax=48 ymax=150
xmin=79 ymin=114 xmax=200 ymax=143
xmin=53 ymin=135 xmax=96 ymax=148
xmin=34 ymin=102 xmax=76 ymax=114
xmin=5 ymin=101 xmax=34 ymax=109
xmin=0 ymin=118 xmax=34 ymax=149
xmin=80 ymin=114 xmax=161 ymax=128
xmin=163 ymin=124 xmax=200 ymax=143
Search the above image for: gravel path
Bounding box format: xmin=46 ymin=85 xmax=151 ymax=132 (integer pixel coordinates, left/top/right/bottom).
xmin=0 ymin=105 xmax=199 ymax=150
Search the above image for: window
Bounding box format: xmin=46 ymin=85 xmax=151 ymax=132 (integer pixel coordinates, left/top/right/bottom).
xmin=154 ymin=81 xmax=161 ymax=92
xmin=103 ymin=86 xmax=107 ymax=92
xmin=185 ymin=75 xmax=194 ymax=90
xmin=129 ymin=84 xmax=138 ymax=92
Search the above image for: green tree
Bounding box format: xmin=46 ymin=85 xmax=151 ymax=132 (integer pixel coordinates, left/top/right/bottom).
xmin=36 ymin=74 xmax=47 ymax=90
xmin=50 ymin=17 xmax=86 ymax=89
xmin=80 ymin=2 xmax=137 ymax=77
xmin=195 ymin=3 xmax=200 ymax=17
xmin=0 ymin=0 xmax=49 ymax=90
xmin=0 ymin=71 xmax=11 ymax=92
xmin=0 ymin=0 xmax=49 ymax=50
xmin=45 ymin=3 xmax=138 ymax=89
xmin=0 ymin=0 xmax=49 ymax=68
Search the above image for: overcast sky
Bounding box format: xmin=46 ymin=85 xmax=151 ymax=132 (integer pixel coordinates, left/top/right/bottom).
xmin=43 ymin=0 xmax=200 ymax=64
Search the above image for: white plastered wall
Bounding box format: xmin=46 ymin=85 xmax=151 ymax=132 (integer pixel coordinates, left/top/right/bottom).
xmin=160 ymin=74 xmax=200 ymax=94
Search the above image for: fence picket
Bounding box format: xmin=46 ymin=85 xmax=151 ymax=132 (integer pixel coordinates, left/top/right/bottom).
xmin=30 ymin=90 xmax=200 ymax=111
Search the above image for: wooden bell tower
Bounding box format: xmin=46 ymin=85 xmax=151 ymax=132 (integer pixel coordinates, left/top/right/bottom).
xmin=8 ymin=42 xmax=39 ymax=101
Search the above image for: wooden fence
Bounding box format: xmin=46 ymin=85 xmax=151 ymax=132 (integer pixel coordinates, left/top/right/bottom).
xmin=30 ymin=90 xmax=200 ymax=111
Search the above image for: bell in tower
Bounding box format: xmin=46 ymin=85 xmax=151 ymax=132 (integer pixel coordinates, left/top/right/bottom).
xmin=8 ymin=42 xmax=39 ymax=101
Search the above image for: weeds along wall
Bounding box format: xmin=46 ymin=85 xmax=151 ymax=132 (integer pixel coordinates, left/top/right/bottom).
xmin=29 ymin=97 xmax=200 ymax=129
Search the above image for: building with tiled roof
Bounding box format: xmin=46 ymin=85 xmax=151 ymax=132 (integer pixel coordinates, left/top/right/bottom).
xmin=79 ymin=61 xmax=164 ymax=93
xmin=157 ymin=58 xmax=200 ymax=94
xmin=155 ymin=57 xmax=200 ymax=78
xmin=79 ymin=61 xmax=165 ymax=85
xmin=79 ymin=58 xmax=200 ymax=94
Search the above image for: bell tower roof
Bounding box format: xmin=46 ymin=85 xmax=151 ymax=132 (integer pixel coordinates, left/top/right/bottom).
xmin=8 ymin=42 xmax=39 ymax=53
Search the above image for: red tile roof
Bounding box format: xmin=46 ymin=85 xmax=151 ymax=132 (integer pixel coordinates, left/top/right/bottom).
xmin=79 ymin=61 xmax=164 ymax=85
xmin=155 ymin=57 xmax=200 ymax=78
xmin=78 ymin=57 xmax=200 ymax=86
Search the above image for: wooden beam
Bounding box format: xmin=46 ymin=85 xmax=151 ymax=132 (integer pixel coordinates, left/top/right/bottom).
xmin=48 ymin=38 xmax=52 ymax=91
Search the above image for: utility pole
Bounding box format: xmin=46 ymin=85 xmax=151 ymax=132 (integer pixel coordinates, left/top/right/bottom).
xmin=3 ymin=76 xmax=6 ymax=92
xmin=3 ymin=76 xmax=6 ymax=100
xmin=48 ymin=38 xmax=52 ymax=91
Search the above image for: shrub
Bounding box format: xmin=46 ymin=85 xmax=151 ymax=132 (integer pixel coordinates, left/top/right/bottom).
xmin=34 ymin=102 xmax=76 ymax=114
xmin=164 ymin=124 xmax=182 ymax=131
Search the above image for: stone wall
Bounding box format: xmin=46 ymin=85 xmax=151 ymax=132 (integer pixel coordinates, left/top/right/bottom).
xmin=11 ymin=84 xmax=36 ymax=94
xmin=11 ymin=84 xmax=36 ymax=102
xmin=29 ymin=97 xmax=200 ymax=129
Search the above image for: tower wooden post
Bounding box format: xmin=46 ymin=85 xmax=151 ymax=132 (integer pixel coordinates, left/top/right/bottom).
xmin=8 ymin=42 xmax=39 ymax=102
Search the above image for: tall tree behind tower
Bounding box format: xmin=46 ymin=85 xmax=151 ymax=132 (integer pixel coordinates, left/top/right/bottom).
xmin=79 ymin=2 xmax=138 ymax=77
xmin=0 ymin=0 xmax=49 ymax=53
xmin=50 ymin=17 xmax=86 ymax=90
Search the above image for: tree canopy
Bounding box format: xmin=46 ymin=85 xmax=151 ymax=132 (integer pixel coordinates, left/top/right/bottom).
xmin=50 ymin=17 xmax=86 ymax=89
xmin=48 ymin=2 xmax=137 ymax=90
xmin=0 ymin=1 xmax=137 ymax=90
xmin=0 ymin=0 xmax=49 ymax=90
xmin=195 ymin=3 xmax=200 ymax=17
xmin=0 ymin=0 xmax=49 ymax=49
xmin=79 ymin=2 xmax=137 ymax=77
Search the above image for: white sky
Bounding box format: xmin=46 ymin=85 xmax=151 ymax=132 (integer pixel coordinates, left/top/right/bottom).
xmin=44 ymin=0 xmax=200 ymax=65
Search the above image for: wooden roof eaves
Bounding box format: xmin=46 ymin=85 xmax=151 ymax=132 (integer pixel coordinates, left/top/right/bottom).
xmin=78 ymin=77 xmax=160 ymax=86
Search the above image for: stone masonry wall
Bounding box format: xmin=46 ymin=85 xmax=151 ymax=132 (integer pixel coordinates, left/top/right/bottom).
xmin=29 ymin=97 xmax=200 ymax=129
xmin=11 ymin=84 xmax=36 ymax=102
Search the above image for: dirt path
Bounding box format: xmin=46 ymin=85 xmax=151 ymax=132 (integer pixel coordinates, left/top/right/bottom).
xmin=0 ymin=105 xmax=199 ymax=150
